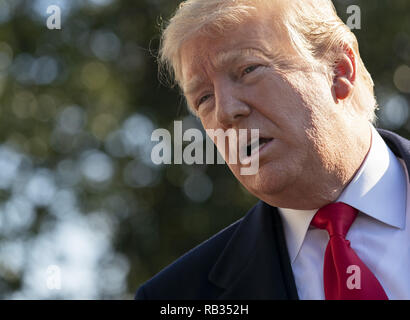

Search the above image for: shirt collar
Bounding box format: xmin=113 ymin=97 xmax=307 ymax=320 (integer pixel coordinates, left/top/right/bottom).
xmin=278 ymin=125 xmax=407 ymax=264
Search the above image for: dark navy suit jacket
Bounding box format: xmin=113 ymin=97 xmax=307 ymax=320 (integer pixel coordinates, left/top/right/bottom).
xmin=135 ymin=129 xmax=410 ymax=300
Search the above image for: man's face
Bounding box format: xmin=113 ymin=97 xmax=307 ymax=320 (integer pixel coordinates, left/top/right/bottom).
xmin=179 ymin=17 xmax=351 ymax=208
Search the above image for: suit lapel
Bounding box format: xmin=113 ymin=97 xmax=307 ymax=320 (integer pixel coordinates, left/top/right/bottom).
xmin=208 ymin=201 xmax=299 ymax=299
xmin=208 ymin=129 xmax=409 ymax=300
xmin=378 ymin=129 xmax=410 ymax=174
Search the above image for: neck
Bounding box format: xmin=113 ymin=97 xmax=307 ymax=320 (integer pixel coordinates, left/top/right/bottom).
xmin=271 ymin=120 xmax=372 ymax=210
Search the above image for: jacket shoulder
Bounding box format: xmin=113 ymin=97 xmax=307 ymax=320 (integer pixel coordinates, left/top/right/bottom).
xmin=135 ymin=215 xmax=245 ymax=300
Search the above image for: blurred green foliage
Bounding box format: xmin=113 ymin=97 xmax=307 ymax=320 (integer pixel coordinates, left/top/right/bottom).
xmin=0 ymin=0 xmax=408 ymax=299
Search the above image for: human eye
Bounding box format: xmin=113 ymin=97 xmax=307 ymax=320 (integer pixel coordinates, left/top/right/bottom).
xmin=241 ymin=64 xmax=261 ymax=77
xmin=196 ymin=93 xmax=212 ymax=108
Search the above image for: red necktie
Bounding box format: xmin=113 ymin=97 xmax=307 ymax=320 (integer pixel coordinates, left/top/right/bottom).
xmin=311 ymin=202 xmax=388 ymax=300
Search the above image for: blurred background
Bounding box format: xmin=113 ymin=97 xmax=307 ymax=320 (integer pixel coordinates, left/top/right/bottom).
xmin=0 ymin=0 xmax=408 ymax=299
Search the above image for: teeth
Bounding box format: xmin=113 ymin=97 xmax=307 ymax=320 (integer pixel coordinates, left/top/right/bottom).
xmin=243 ymin=138 xmax=273 ymax=158
xmin=251 ymin=142 xmax=260 ymax=153
xmin=246 ymin=139 xmax=260 ymax=157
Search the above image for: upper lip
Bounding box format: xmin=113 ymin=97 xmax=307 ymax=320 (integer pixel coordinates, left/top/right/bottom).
xmin=244 ymin=136 xmax=274 ymax=157
xmin=246 ymin=136 xmax=272 ymax=147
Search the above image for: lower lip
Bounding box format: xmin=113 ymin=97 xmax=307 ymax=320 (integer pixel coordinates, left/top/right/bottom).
xmin=258 ymin=139 xmax=274 ymax=155
xmin=242 ymin=139 xmax=274 ymax=164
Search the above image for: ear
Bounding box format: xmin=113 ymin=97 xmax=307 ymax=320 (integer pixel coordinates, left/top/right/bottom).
xmin=332 ymin=46 xmax=356 ymax=100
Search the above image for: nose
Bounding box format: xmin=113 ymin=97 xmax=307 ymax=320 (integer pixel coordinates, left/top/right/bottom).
xmin=214 ymin=79 xmax=251 ymax=128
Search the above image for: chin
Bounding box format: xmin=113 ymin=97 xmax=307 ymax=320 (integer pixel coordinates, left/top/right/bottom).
xmin=235 ymin=163 xmax=289 ymax=202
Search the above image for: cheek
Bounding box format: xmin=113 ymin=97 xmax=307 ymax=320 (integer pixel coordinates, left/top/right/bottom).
xmin=253 ymin=74 xmax=313 ymax=132
xmin=226 ymin=163 xmax=241 ymax=178
xmin=277 ymin=79 xmax=329 ymax=145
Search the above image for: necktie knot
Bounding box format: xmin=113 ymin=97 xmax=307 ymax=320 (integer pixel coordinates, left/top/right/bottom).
xmin=311 ymin=202 xmax=358 ymax=238
xmin=311 ymin=202 xmax=388 ymax=299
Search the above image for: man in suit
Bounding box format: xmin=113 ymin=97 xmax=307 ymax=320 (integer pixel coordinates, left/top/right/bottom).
xmin=136 ymin=0 xmax=410 ymax=299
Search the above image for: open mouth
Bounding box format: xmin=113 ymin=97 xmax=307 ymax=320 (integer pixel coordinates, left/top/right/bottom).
xmin=246 ymin=138 xmax=273 ymax=157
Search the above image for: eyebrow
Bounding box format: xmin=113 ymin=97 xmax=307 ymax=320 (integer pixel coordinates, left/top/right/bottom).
xmin=214 ymin=48 xmax=271 ymax=70
xmin=184 ymin=75 xmax=207 ymax=97
xmin=183 ymin=47 xmax=273 ymax=96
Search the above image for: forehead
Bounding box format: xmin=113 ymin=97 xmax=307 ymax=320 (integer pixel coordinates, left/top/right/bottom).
xmin=179 ymin=17 xmax=283 ymax=87
xmin=183 ymin=47 xmax=270 ymax=94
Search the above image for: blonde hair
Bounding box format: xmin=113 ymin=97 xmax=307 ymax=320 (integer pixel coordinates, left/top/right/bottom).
xmin=159 ymin=0 xmax=377 ymax=122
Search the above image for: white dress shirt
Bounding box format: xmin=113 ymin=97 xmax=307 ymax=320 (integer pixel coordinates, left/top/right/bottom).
xmin=278 ymin=125 xmax=410 ymax=299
